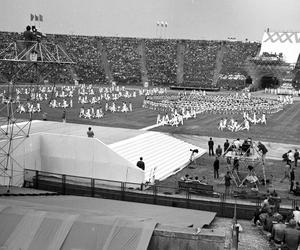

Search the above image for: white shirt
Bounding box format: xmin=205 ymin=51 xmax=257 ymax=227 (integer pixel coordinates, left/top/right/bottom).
xmin=293 ymin=210 xmax=300 ymax=223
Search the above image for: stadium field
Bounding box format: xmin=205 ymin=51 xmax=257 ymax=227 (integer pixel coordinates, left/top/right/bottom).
xmin=16 ymin=87 xmax=300 ymax=145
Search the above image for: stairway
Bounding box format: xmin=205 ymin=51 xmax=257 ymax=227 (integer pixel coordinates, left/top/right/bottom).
xmin=66 ymin=65 xmax=78 ymax=82
xmin=138 ymin=40 xmax=149 ymax=85
xmin=109 ymin=131 xmax=206 ymax=182
xmin=176 ymin=41 xmax=185 ymax=85
xmin=212 ymin=44 xmax=225 ymax=86
xmin=97 ymin=39 xmax=113 ymax=83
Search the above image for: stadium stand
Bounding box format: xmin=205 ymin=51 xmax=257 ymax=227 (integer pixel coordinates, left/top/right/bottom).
xmin=217 ymin=41 xmax=261 ymax=90
xmin=145 ymin=39 xmax=177 ymax=86
xmin=103 ymin=37 xmax=141 ymax=84
xmin=0 ymin=31 xmax=264 ymax=90
xmin=183 ymin=40 xmax=220 ymax=88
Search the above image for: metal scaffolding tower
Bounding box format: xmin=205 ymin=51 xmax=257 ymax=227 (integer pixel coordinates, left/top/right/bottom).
xmin=0 ymin=39 xmax=75 ymax=191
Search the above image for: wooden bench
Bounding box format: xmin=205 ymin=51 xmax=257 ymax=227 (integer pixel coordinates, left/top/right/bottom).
xmin=178 ymin=180 xmax=219 ymax=197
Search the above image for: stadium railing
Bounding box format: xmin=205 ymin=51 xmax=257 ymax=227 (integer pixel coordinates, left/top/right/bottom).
xmin=24 ymin=169 xmax=300 ymax=219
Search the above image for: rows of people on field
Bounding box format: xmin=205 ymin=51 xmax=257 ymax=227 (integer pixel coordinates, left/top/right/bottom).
xmin=0 ymin=84 xmax=168 ymax=120
xmin=143 ymin=90 xmax=292 ymax=127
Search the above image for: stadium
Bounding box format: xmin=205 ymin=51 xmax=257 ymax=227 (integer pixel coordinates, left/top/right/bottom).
xmin=1 ymin=0 xmax=300 ymax=249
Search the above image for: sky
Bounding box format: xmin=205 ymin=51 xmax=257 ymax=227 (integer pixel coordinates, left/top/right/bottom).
xmin=1 ymin=0 xmax=300 ymax=41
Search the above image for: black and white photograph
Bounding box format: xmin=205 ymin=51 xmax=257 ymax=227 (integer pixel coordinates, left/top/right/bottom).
xmin=0 ymin=0 xmax=300 ymax=249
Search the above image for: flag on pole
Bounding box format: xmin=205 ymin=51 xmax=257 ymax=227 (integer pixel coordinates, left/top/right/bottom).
xmin=39 ymin=14 xmax=43 ymax=22
xmin=35 ymin=15 xmax=39 ymax=21
xmin=30 ymin=14 xmax=34 ymax=21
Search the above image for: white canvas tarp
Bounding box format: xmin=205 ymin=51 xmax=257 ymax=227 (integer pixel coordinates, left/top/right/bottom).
xmin=0 ymin=205 xmax=156 ymax=250
xmin=0 ymin=132 xmax=145 ymax=186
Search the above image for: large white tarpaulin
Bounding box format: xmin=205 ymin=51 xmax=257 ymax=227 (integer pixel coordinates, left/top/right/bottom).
xmin=0 ymin=132 xmax=145 ymax=186
xmin=260 ymin=31 xmax=300 ymax=64
xmin=0 ymin=204 xmax=157 ymax=250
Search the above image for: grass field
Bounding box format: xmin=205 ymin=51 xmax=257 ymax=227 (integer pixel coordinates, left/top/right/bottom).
xmin=2 ymin=85 xmax=300 ymax=201
xmin=6 ymin=85 xmax=300 ymax=145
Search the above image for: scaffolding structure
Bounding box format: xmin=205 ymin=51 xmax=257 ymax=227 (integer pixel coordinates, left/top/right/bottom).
xmin=222 ymin=140 xmax=267 ymax=189
xmin=0 ymin=39 xmax=75 ymax=191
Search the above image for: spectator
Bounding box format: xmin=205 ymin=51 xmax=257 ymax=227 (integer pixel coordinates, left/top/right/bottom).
xmin=42 ymin=112 xmax=47 ymax=121
xmin=287 ymin=150 xmax=293 ymax=166
xmin=271 ymin=215 xmax=286 ymax=245
xmin=293 ymin=207 xmax=300 ymax=225
xmin=208 ymin=137 xmax=214 ymax=156
xmin=263 ymin=209 xmax=274 ymax=232
xmin=283 ymin=219 xmax=300 ymax=250
xmin=23 ymin=25 xmax=34 ymax=46
xmin=224 ymin=139 xmax=230 ymax=154
xmin=193 ymin=176 xmax=201 ymax=183
xmin=233 ymin=157 xmax=239 ymax=172
xmin=216 ymin=145 xmax=222 ymax=157
xmin=87 ymin=127 xmax=94 ymax=138
xmin=62 ymin=109 xmax=66 ymax=123
xmin=136 ymin=157 xmax=145 ymax=171
xmin=213 ymin=157 xmax=219 ymax=179
xmin=224 ymin=171 xmax=231 ymax=197
xmin=290 ymin=167 xmax=295 ymax=193
xmin=257 ymin=142 xmax=268 ymax=164
xmin=180 ymin=174 xmax=189 ymax=181
xmin=293 ymin=182 xmax=300 ymax=196
xmin=294 ymin=149 xmax=299 ymax=167
xmin=241 ymin=139 xmax=251 ymax=156
xmin=23 ymin=25 xmax=34 ymax=60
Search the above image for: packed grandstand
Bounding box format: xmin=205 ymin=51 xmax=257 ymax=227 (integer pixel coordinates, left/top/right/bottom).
xmin=0 ymin=31 xmax=263 ymax=90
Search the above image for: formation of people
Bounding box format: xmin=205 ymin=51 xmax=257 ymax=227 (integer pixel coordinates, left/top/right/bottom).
xmin=144 ymin=91 xmax=289 ymax=126
xmin=218 ymin=112 xmax=267 ymax=132
xmin=265 ymin=86 xmax=300 ymax=97
xmin=0 ymin=84 xmax=168 ymax=121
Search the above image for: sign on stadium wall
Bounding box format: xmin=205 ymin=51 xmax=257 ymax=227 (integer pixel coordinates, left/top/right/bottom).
xmin=260 ymin=31 xmax=300 ymax=64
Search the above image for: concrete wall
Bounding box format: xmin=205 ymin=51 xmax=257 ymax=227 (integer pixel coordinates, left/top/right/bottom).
xmin=148 ymin=225 xmax=225 ymax=250
xmin=38 ymin=133 xmax=145 ymax=183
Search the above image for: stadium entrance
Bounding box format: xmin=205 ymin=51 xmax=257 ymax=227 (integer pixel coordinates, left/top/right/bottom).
xmin=260 ymin=76 xmax=279 ymax=88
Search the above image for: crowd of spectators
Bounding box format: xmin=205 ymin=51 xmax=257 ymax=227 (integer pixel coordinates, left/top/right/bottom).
xmin=1 ymin=31 xmax=264 ymax=90
xmin=218 ymin=41 xmax=260 ymax=90
xmin=103 ymin=37 xmax=141 ymax=84
xmin=253 ymin=193 xmax=300 ymax=249
xmin=145 ymin=39 xmax=177 ymax=86
xmin=183 ymin=40 xmax=219 ymax=88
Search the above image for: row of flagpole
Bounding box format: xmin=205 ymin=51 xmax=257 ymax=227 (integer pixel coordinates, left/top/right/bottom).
xmin=30 ymin=14 xmax=44 ymax=29
xmin=156 ymin=21 xmax=168 ymax=39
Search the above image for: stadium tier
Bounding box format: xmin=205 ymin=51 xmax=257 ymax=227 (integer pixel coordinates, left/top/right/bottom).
xmin=0 ymin=31 xmax=263 ymax=90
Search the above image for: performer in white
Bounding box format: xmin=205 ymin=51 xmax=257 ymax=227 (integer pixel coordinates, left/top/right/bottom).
xmin=243 ymin=119 xmax=250 ymax=131
xmin=260 ymin=113 xmax=266 ymax=125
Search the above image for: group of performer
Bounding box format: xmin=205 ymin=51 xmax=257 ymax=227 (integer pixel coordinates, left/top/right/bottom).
xmin=1 ymin=84 xmax=167 ymax=119
xmin=155 ymin=106 xmax=197 ymax=127
xmin=218 ymin=112 xmax=267 ymax=132
xmin=265 ymin=87 xmax=299 ymax=97
xmin=144 ymin=90 xmax=288 ymax=118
